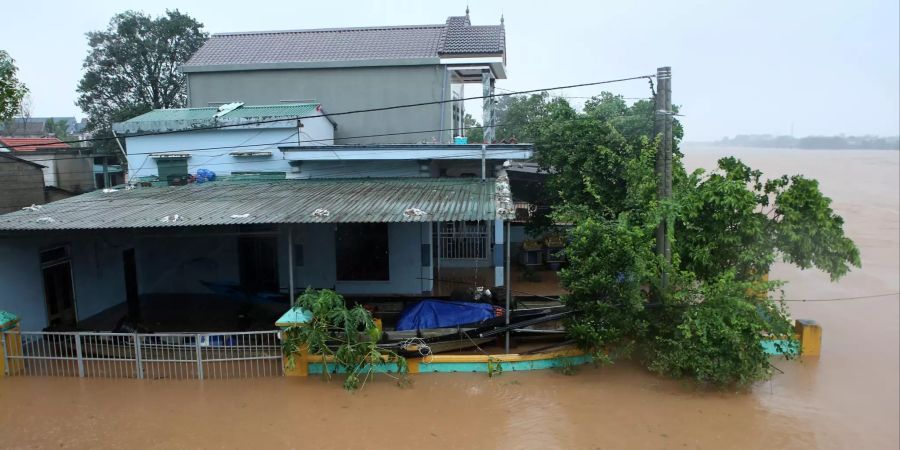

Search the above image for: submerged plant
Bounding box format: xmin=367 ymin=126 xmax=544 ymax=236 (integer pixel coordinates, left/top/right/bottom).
xmin=282 ymin=288 xmax=408 ymax=391
xmin=486 ymin=357 xmax=504 ymax=378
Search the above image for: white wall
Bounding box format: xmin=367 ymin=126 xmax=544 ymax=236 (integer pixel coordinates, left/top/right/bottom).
xmin=0 ymin=237 xmax=47 ymax=331
xmin=17 ymin=154 xmax=57 ymax=187
xmin=286 ymin=223 xmax=433 ymax=295
xmin=125 ymin=118 xmax=333 ymax=180
xmin=0 ymin=234 xmax=132 ymax=331
xmin=290 ymin=160 xmax=425 ymax=179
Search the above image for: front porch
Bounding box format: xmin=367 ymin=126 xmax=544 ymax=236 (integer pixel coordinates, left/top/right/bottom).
xmin=0 ymin=177 xmax=547 ymax=332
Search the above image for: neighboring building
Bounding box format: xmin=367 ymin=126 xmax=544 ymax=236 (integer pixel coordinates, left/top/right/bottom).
xmin=113 ymin=102 xmax=336 ymax=181
xmin=113 ymin=102 xmax=529 ymax=182
xmin=181 ymin=12 xmax=505 ymax=144
xmin=0 ymin=117 xmax=89 ymax=141
xmin=0 ymin=153 xmax=46 ymax=213
xmin=0 ymin=137 xmax=96 ymax=195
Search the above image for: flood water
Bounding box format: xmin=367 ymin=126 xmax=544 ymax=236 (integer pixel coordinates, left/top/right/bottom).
xmin=0 ymin=147 xmax=897 ymax=449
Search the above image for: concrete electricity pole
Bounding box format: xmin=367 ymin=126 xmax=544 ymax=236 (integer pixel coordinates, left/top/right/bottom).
xmin=655 ymin=66 xmax=673 ymax=290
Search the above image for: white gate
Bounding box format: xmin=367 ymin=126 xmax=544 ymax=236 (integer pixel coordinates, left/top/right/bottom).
xmin=1 ymin=330 xmax=283 ymax=379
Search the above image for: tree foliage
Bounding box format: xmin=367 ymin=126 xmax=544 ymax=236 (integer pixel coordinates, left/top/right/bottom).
xmin=0 ymin=50 xmax=28 ymax=123
xmin=282 ymin=288 xmax=408 ymax=391
xmin=45 ymin=119 xmax=74 ymax=141
xmin=76 ymin=10 xmax=207 ymax=150
xmin=521 ymin=91 xmax=860 ymax=387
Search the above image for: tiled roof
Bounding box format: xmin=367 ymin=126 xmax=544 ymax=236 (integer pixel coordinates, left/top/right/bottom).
xmin=182 ymin=15 xmax=504 ymax=70
xmin=0 ymin=117 xmax=85 ymax=136
xmin=0 ymin=178 xmax=504 ymax=230
xmin=439 ymin=16 xmax=505 ymax=55
xmin=0 ymin=137 xmax=69 ymax=152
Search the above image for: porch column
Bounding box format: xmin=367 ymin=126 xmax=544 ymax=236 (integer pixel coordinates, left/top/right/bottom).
xmin=287 ymin=226 xmax=295 ymax=306
xmin=493 ymin=218 xmax=505 ymax=287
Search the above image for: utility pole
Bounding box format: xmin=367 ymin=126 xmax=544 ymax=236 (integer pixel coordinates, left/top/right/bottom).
xmin=655 ymin=66 xmax=673 ymax=290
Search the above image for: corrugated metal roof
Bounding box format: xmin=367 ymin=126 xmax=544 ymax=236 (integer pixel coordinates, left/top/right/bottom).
xmin=224 ymin=104 xmax=320 ymax=119
xmin=113 ymin=103 xmax=322 ymax=134
xmin=0 ymin=178 xmax=503 ymax=231
xmin=181 ymin=15 xmax=504 ymax=70
xmin=120 ymin=103 xmax=319 ymax=124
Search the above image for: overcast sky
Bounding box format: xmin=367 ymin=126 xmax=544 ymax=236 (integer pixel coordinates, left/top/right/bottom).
xmin=1 ymin=0 xmax=897 ymax=141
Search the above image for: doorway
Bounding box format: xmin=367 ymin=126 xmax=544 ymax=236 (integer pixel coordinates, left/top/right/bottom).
xmin=123 ymin=248 xmax=140 ymax=321
xmin=238 ymin=236 xmax=279 ymax=292
xmin=40 ymin=246 xmax=77 ymax=328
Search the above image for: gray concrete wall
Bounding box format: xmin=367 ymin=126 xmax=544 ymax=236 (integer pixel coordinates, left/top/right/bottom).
xmin=0 ymin=160 xmax=44 ymax=213
xmin=54 ymin=155 xmax=95 ymax=194
xmin=187 ymin=65 xmax=453 ymax=144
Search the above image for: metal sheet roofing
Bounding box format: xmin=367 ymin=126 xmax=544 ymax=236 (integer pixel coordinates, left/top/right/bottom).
xmin=182 ymin=15 xmax=504 ymax=71
xmin=0 ymin=178 xmax=504 ymax=231
xmin=119 ymin=103 xmax=320 ymax=124
xmin=113 ymin=103 xmax=322 ymax=133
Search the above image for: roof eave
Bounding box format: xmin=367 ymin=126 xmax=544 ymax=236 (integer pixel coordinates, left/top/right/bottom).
xmin=181 ymin=57 xmax=441 ymax=73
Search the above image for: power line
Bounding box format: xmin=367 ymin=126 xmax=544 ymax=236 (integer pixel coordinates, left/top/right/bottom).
xmin=781 ymin=292 xmax=899 ymax=302
xmin=0 ymin=110 xmax=653 ymax=173
xmin=0 ymin=74 xmax=655 ymax=151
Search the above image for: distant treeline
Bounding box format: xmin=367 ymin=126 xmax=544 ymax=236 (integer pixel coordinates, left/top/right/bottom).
xmin=715 ymin=134 xmax=900 ymax=150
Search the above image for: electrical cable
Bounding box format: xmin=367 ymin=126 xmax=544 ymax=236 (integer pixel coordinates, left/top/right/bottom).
xmin=0 ymin=74 xmax=655 ymax=151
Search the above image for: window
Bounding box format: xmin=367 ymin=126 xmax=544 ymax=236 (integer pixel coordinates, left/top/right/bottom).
xmin=156 ymin=158 xmax=189 ymax=185
xmin=437 ymin=221 xmax=488 ymax=260
xmin=336 ymin=223 xmax=389 ymax=281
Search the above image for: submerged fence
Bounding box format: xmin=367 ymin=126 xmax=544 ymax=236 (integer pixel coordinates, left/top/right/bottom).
xmin=1 ymin=330 xmax=283 ymax=379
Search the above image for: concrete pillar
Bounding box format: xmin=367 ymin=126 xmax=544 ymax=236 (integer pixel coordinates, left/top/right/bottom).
xmin=795 ymin=319 xmax=822 ymax=357
xmin=482 ymin=69 xmax=495 ymax=143
xmin=493 ymin=218 xmax=505 ymax=286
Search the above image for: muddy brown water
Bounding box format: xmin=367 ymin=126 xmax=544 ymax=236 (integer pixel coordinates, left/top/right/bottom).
xmin=0 ymin=147 xmax=897 ymax=449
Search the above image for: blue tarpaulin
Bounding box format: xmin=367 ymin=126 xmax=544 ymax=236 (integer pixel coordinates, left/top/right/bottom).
xmin=395 ymin=299 xmax=497 ymax=331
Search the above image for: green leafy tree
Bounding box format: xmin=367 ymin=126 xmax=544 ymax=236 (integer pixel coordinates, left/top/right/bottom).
xmin=532 ymin=92 xmax=859 ymax=387
xmin=76 ymin=10 xmax=208 ymax=153
xmin=462 ymin=113 xmax=483 ymax=143
xmin=45 ymin=119 xmax=74 ymax=141
xmin=0 ymin=50 xmax=28 ymax=123
xmin=282 ymin=288 xmax=408 ymax=391
xmin=675 ymin=157 xmax=860 ymax=282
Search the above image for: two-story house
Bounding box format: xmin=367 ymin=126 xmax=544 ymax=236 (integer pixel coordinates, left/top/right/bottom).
xmin=0 ymin=12 xmax=533 ymax=333
xmin=181 ymin=12 xmax=504 ymax=145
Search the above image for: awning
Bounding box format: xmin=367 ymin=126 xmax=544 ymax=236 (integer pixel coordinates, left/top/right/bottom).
xmin=0 ymin=178 xmax=511 ymax=231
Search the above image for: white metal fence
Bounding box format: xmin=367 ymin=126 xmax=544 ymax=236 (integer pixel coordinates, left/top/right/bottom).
xmin=439 ymin=231 xmax=489 ymax=260
xmin=1 ymin=330 xmax=283 ymax=379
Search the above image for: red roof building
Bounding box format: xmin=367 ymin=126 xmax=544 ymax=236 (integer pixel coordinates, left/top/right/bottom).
xmin=0 ymin=137 xmax=70 ymax=152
